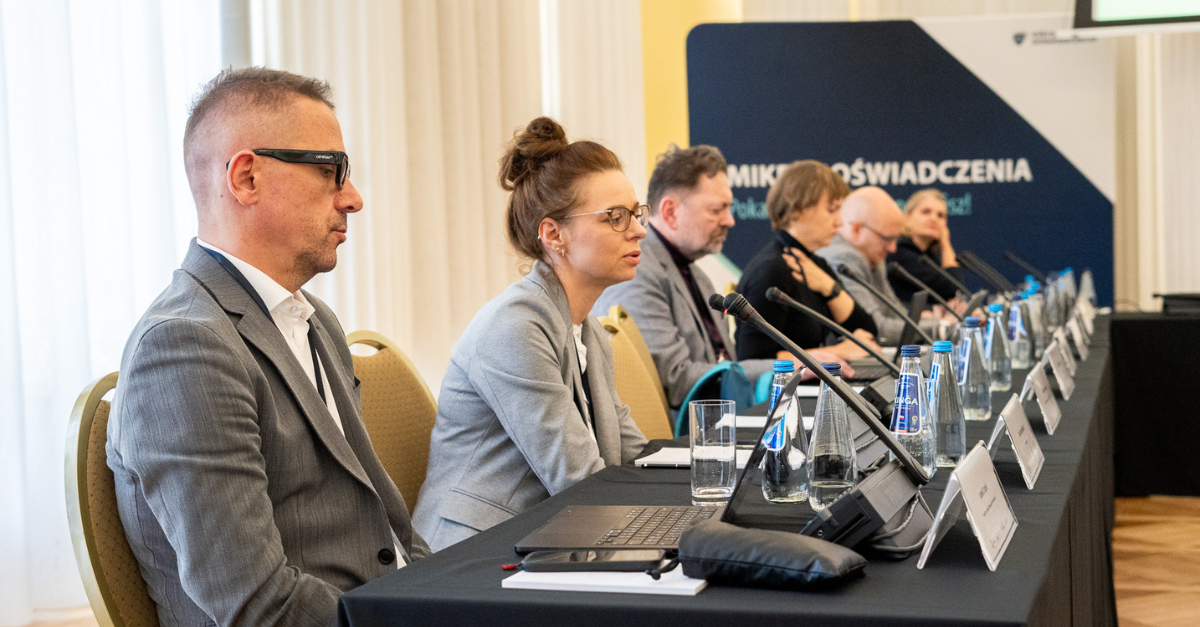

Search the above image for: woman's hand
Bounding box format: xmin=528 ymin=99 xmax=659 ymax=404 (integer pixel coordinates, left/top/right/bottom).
xmin=938 ymin=223 xmax=958 ymax=268
xmin=783 ymin=247 xmax=836 ymax=297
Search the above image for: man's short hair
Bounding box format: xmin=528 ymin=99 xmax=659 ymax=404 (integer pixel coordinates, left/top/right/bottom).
xmin=765 ymin=160 xmax=850 ymax=230
xmin=183 ymin=67 xmax=336 ymax=198
xmin=646 ymin=144 xmax=727 ymax=214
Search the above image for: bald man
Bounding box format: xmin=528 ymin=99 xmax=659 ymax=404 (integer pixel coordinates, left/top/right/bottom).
xmin=108 ymin=67 xmax=429 ymax=627
xmin=817 ymin=187 xmax=922 ymax=345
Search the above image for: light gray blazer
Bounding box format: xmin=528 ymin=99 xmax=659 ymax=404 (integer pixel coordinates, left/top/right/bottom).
xmin=818 ymin=234 xmax=935 ymax=345
xmin=413 ymin=261 xmax=648 ymax=551
xmin=108 ymin=241 xmax=430 ymax=627
xmin=592 ymin=228 xmax=773 ymax=409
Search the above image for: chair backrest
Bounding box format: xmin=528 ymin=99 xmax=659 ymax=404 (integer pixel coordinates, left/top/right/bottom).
xmin=597 ymin=317 xmax=674 ymax=441
xmin=675 ymin=361 xmax=754 ymax=437
xmin=66 ymin=372 xmax=160 ymax=627
xmin=347 ymin=330 xmax=438 ymax=510
xmin=606 ymin=305 xmax=668 ymax=411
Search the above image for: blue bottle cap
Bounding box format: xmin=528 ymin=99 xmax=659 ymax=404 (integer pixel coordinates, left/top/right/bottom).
xmin=1030 ymin=281 xmax=1040 ymax=290
xmin=1025 ymin=274 xmax=1035 ymax=282
xmin=1012 ymin=293 xmax=1025 ymax=301
xmin=933 ymin=341 xmax=953 ymax=353
xmin=773 ymin=360 xmax=795 ymax=373
xmin=965 ymin=316 xmax=982 ymax=328
xmin=988 ymin=303 xmax=1003 ymax=312
xmin=1065 ymin=267 xmax=1073 ymax=273
xmin=900 ymin=345 xmax=921 ymax=357
xmin=821 ymin=362 xmax=841 ymax=376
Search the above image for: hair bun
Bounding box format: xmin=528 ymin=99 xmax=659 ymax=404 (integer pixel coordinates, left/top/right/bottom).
xmin=499 ymin=116 xmax=569 ymax=191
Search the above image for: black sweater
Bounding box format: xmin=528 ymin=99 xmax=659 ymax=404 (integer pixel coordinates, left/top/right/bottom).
xmin=735 ymin=231 xmax=877 ymax=361
xmin=886 ymin=236 xmax=965 ymax=304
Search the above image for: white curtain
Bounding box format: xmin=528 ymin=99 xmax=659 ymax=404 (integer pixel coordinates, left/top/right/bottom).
xmin=0 ymin=1 xmax=220 ymax=624
xmin=250 ymin=0 xmax=646 ymax=391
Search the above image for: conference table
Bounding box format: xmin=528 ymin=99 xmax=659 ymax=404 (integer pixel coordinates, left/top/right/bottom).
xmin=340 ymin=318 xmax=1115 ymax=627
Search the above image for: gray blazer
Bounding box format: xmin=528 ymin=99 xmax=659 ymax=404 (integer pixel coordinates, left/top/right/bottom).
xmin=592 ymin=228 xmax=773 ymax=408
xmin=108 ymin=241 xmax=430 ymax=627
xmin=818 ymin=234 xmax=934 ymax=345
xmin=413 ymin=261 xmax=648 ymax=551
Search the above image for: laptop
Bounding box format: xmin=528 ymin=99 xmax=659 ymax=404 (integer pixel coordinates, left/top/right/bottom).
xmin=513 ymin=375 xmax=809 ymax=554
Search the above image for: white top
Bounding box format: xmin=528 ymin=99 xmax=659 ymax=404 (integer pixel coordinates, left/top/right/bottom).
xmin=197 ymin=239 xmax=344 ymax=435
xmin=572 ymin=323 xmax=588 ymax=373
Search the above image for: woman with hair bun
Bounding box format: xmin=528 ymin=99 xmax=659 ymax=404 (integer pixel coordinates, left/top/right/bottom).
xmin=413 ymin=117 xmax=649 ymax=551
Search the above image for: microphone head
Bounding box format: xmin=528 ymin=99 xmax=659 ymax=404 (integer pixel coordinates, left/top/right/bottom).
xmin=707 ymin=293 xmax=726 ymax=313
xmin=722 ymin=292 xmax=755 ymax=322
xmin=886 ymin=261 xmax=902 ymax=276
xmin=766 ymin=286 xmax=784 ymax=303
xmin=836 ymin=263 xmax=856 ymax=279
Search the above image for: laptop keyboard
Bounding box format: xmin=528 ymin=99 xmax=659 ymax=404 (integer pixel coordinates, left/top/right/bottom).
xmin=594 ymin=506 xmax=716 ymax=547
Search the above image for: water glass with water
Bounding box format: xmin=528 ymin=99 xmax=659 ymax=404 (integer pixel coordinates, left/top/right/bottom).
xmin=690 ymin=399 xmax=737 ymax=506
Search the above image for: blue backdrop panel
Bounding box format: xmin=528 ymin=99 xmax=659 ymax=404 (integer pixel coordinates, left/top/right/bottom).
xmin=686 ymin=21 xmax=1113 ymax=305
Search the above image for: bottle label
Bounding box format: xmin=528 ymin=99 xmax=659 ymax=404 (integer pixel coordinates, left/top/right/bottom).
xmin=957 ymin=337 xmax=971 ymax=384
xmin=891 ymin=372 xmax=921 ymax=434
xmin=766 ymin=383 xmax=784 ymax=417
xmin=761 ymin=418 xmax=787 ymax=451
xmin=928 ymin=362 xmax=941 ymax=406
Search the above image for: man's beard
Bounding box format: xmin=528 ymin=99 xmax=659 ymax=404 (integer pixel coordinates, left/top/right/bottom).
xmin=700 ymin=227 xmax=729 ymax=256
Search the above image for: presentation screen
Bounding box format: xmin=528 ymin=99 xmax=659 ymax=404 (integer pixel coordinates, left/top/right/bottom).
xmin=1074 ymin=0 xmax=1200 ymax=28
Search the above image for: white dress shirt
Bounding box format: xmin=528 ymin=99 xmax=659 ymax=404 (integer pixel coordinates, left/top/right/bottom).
xmin=198 ymin=239 xmax=343 ymax=434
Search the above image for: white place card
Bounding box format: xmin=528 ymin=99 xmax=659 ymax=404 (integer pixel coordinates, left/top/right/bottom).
xmin=1078 ymin=299 xmax=1096 ymax=335
xmin=1066 ymin=317 xmax=1089 ymax=362
xmin=1052 ymin=328 xmax=1077 ymax=376
xmin=1028 ymin=365 xmax=1062 ymax=435
xmin=986 ymin=394 xmax=1044 ymax=489
xmin=1045 ymin=341 xmax=1076 ymax=401
xmin=918 ymin=441 xmax=1018 ymax=571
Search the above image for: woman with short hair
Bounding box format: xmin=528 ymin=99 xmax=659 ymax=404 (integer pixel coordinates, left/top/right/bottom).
xmin=413 ymin=117 xmax=649 ymax=551
xmin=735 ymin=160 xmax=878 ymax=366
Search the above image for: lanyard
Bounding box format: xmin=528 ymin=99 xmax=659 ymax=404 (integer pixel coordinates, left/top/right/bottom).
xmin=202 ymin=247 xmax=326 ymax=404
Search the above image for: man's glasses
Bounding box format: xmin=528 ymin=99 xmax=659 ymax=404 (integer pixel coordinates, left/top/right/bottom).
xmin=227 ymin=149 xmax=351 ymax=187
xmin=563 ymin=203 xmax=649 ymax=232
xmin=861 ymin=222 xmax=900 ymax=245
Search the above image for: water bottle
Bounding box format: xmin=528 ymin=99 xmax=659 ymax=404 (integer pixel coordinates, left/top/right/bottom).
xmin=929 ymin=341 xmax=966 ymax=468
xmin=1008 ymin=294 xmax=1032 ymax=369
xmin=891 ymin=345 xmax=936 ymax=478
xmin=985 ymin=303 xmax=1012 ymax=392
xmin=1025 ymin=285 xmax=1046 ymax=359
xmin=761 ymin=362 xmax=808 ymax=503
xmin=807 ymin=363 xmax=857 ymax=510
xmin=1060 ymin=268 xmax=1077 ymax=314
xmin=958 ymin=316 xmax=992 ymax=421
xmin=765 ymin=360 xmax=794 ymax=417
xmin=1044 ymin=272 xmax=1063 ymax=328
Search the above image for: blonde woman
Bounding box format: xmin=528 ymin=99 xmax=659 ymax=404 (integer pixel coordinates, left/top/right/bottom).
xmin=888 ymin=188 xmax=964 ymax=304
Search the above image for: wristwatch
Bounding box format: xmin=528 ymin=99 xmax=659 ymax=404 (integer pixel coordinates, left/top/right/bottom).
xmin=824 ymin=282 xmax=843 ymax=301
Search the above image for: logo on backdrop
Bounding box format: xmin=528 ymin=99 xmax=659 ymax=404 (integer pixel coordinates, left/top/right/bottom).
xmin=686 ymin=21 xmax=1113 ymax=304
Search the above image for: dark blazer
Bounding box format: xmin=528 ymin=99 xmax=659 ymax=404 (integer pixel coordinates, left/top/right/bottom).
xmin=109 ymin=240 xmax=430 ymax=627
xmin=887 ymin=236 xmax=965 ymax=304
xmin=413 ymin=261 xmax=648 ymax=551
xmin=735 ymin=230 xmax=877 ymax=360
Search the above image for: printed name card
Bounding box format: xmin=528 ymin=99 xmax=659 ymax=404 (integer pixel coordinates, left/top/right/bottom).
xmin=1045 ymin=339 xmax=1076 ymax=401
xmin=1053 ymin=328 xmax=1077 ymax=376
xmin=918 ymin=441 xmax=1018 ymax=571
xmin=987 ymin=394 xmax=1044 ymax=489
xmin=1028 ymin=365 xmax=1062 ymax=435
xmin=1077 ymin=299 xmax=1096 ymax=335
xmin=1066 ymin=317 xmax=1089 ymax=361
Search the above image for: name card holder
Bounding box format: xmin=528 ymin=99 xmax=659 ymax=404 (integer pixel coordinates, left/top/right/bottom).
xmin=1066 ymin=317 xmax=1089 ymax=361
xmin=1052 ymin=328 xmax=1078 ymax=376
xmin=1045 ymin=338 xmax=1076 ymax=401
xmin=986 ymin=394 xmax=1044 ymax=489
xmin=918 ymin=441 xmax=1018 ymax=571
xmin=1078 ymin=299 xmax=1096 ymax=335
xmin=1026 ymin=365 xmax=1062 ymax=435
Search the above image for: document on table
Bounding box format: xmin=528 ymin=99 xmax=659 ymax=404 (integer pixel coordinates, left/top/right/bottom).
xmin=634 ymin=447 xmax=752 ymax=469
xmin=502 ymin=567 xmax=707 ymax=596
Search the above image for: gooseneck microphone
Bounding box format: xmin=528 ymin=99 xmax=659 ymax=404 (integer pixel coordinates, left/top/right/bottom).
xmin=887 ymin=262 xmax=965 ymax=323
xmin=918 ymin=254 xmax=970 ymax=295
xmin=959 ymin=250 xmax=1017 ymax=293
xmin=1004 ymin=251 xmax=1048 ymax=283
xmin=835 ymin=264 xmax=936 ymax=345
xmin=709 ymin=292 xmax=929 ymax=485
xmin=765 ymin=287 xmax=899 ymax=377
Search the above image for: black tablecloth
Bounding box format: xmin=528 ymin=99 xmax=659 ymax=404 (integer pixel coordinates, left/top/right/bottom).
xmin=340 ymin=319 xmax=1115 ymax=627
xmin=1110 ymin=312 xmax=1200 ymax=496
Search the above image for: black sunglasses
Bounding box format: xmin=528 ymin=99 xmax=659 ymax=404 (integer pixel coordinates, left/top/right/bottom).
xmin=227 ymin=149 xmax=351 ymax=187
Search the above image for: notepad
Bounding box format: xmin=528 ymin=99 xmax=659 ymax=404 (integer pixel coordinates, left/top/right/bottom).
xmin=633 ymin=447 xmax=752 ymax=468
xmin=502 ymin=567 xmax=707 ymax=595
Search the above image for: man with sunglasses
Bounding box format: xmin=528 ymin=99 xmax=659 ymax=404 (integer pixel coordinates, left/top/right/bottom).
xmin=109 ymin=67 xmax=428 ymax=627
xmin=593 ymin=145 xmax=775 ymax=416
xmin=818 ymin=186 xmax=937 ymax=345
